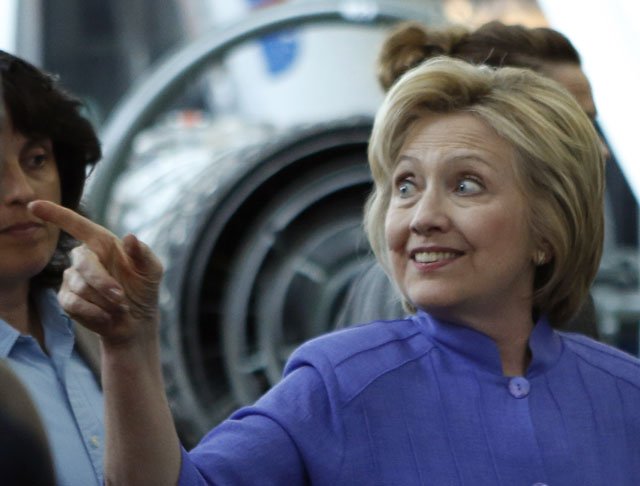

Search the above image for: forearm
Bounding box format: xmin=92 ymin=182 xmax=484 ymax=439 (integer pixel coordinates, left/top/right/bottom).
xmin=26 ymin=202 xmax=181 ymax=482
xmin=101 ymin=331 xmax=181 ymax=486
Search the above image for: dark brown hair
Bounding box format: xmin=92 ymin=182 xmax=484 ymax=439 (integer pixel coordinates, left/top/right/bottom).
xmin=378 ymin=21 xmax=581 ymax=91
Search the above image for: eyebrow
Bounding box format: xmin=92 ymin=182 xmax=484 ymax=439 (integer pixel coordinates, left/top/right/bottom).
xmin=21 ymin=137 xmax=51 ymax=151
xmin=18 ymin=137 xmax=52 ymax=159
xmin=396 ymin=154 xmax=419 ymax=165
xmin=396 ymin=153 xmax=498 ymax=171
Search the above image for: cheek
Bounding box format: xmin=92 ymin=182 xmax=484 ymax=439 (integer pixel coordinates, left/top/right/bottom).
xmin=44 ymin=186 xmax=62 ymax=206
xmin=50 ymin=171 xmax=62 ymax=205
xmin=38 ymin=161 xmax=62 ymax=205
xmin=43 ymin=167 xmax=62 ymax=251
xmin=473 ymin=212 xmax=508 ymax=241
xmin=384 ymin=209 xmax=408 ymax=252
xmin=45 ymin=225 xmax=61 ymax=254
xmin=53 ymin=185 xmax=62 ymax=205
xmin=473 ymin=204 xmax=532 ymax=253
xmin=384 ymin=217 xmax=406 ymax=285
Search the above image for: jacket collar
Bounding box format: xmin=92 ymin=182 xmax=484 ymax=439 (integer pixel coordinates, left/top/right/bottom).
xmin=413 ymin=310 xmax=563 ymax=377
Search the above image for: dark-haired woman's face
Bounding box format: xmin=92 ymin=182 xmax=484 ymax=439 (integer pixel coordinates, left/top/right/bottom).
xmin=0 ymin=125 xmax=61 ymax=288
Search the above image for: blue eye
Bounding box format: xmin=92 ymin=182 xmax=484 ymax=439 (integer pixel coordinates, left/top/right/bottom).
xmin=397 ymin=180 xmax=416 ymax=198
xmin=456 ymin=177 xmax=482 ymax=195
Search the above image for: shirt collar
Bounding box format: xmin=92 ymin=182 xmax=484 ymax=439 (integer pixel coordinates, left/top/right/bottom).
xmin=0 ymin=288 xmax=74 ymax=359
xmin=413 ymin=310 xmax=563 ymax=377
xmin=34 ymin=288 xmax=75 ymax=359
xmin=0 ymin=318 xmax=20 ymax=358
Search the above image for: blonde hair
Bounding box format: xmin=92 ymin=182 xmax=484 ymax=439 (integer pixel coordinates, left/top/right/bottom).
xmin=365 ymin=57 xmax=604 ymax=324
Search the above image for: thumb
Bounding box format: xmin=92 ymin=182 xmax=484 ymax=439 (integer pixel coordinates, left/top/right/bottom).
xmin=122 ymin=234 xmax=163 ymax=279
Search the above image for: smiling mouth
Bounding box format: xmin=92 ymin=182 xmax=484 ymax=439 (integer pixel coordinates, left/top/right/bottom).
xmin=413 ymin=251 xmax=460 ymax=263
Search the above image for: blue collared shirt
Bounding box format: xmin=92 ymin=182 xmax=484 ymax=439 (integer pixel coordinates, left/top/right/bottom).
xmin=0 ymin=288 xmax=104 ymax=486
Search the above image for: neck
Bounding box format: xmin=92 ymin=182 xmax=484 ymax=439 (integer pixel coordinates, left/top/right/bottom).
xmin=475 ymin=313 xmax=534 ymax=376
xmin=433 ymin=304 xmax=535 ymax=377
xmin=494 ymin=330 xmax=533 ymax=376
xmin=0 ymin=281 xmax=31 ymax=332
xmin=0 ymin=281 xmax=46 ymax=349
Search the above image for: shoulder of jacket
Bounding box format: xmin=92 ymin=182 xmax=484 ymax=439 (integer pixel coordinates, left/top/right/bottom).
xmin=285 ymin=317 xmax=435 ymax=403
xmin=561 ymin=332 xmax=640 ymax=384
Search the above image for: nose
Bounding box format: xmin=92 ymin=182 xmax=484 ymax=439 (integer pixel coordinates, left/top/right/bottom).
xmin=0 ymin=160 xmax=36 ymax=204
xmin=409 ymin=185 xmax=451 ymax=235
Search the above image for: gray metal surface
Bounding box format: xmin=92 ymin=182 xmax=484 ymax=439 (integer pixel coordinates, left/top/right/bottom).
xmin=87 ymin=0 xmax=437 ymax=222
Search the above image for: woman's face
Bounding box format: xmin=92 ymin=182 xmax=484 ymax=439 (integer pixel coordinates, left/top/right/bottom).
xmin=0 ymin=124 xmax=61 ymax=287
xmin=385 ymin=112 xmax=537 ymax=321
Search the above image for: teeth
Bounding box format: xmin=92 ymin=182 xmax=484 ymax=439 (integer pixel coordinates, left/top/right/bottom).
xmin=414 ymin=251 xmax=458 ymax=263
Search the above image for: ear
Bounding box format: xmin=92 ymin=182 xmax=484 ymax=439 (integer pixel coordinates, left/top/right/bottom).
xmin=533 ymin=250 xmax=547 ymax=266
xmin=533 ymin=241 xmax=552 ymax=266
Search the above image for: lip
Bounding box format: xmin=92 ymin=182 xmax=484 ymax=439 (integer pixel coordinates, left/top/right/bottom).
xmin=0 ymin=222 xmax=45 ymax=238
xmin=409 ymin=246 xmax=464 ymax=271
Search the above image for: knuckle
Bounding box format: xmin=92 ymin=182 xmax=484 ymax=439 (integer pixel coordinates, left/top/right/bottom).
xmin=66 ymin=271 xmax=89 ymax=294
xmin=61 ymin=267 xmax=74 ymax=285
xmin=57 ymin=289 xmax=76 ymax=313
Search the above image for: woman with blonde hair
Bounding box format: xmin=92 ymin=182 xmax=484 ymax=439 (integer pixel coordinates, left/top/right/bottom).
xmin=31 ymin=53 xmax=640 ymax=484
xmin=337 ymin=20 xmax=607 ymax=338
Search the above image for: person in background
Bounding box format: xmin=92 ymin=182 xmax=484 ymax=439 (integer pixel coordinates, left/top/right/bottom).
xmin=31 ymin=54 xmax=640 ymax=484
xmin=0 ymin=361 xmax=55 ymax=485
xmin=336 ymin=20 xmax=608 ymax=339
xmin=0 ymin=50 xmax=104 ymax=485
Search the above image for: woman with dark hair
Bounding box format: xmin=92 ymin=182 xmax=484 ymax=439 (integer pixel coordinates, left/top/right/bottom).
xmin=0 ymin=50 xmax=104 ymax=485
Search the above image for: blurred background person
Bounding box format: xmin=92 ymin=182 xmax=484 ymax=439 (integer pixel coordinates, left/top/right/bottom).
xmin=0 ymin=50 xmax=103 ymax=485
xmin=0 ymin=360 xmax=55 ymax=485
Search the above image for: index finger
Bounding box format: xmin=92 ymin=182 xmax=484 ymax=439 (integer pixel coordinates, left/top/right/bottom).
xmin=28 ymin=200 xmax=115 ymax=248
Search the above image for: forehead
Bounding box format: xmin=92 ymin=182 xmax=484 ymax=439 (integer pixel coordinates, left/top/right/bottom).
xmin=2 ymin=110 xmax=49 ymax=145
xmin=4 ymin=124 xmax=52 ymax=151
xmin=398 ymin=111 xmax=517 ymax=165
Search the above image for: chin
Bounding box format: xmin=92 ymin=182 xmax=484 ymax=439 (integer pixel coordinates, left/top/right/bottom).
xmin=5 ymin=257 xmax=53 ymax=284
xmin=407 ymin=287 xmax=462 ymax=311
